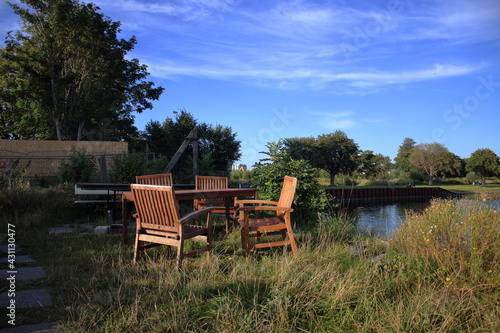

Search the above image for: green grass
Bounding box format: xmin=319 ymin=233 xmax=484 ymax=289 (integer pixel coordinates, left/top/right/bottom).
xmin=1 ymin=185 xmax=499 ymax=332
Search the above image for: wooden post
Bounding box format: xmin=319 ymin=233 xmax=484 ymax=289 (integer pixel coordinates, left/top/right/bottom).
xmin=163 ymin=127 xmax=199 ymax=176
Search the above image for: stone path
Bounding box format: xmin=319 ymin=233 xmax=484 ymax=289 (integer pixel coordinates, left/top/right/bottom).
xmin=1 ymin=223 xmax=121 ymax=332
xmin=0 ymin=229 xmax=64 ymax=332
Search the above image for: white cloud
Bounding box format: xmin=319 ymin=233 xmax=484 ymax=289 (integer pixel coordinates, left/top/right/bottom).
xmin=310 ymin=111 xmax=357 ymax=130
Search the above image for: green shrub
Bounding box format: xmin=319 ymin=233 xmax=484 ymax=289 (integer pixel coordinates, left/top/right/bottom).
xmin=110 ymin=153 xmax=146 ymax=183
xmin=59 ymin=148 xmax=98 ymax=183
xmin=0 ymin=159 xmax=31 ymax=190
xmin=251 ymin=141 xmax=329 ymax=225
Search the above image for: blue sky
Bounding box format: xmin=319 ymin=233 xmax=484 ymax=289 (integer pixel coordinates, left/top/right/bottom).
xmin=1 ymin=0 xmax=499 ymax=168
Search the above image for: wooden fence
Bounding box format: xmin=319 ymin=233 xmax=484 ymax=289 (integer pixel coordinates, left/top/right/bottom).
xmin=0 ymin=140 xmax=128 ymax=178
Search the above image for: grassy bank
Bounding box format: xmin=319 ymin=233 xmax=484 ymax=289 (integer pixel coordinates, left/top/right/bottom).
xmin=1 ymin=187 xmax=499 ymax=332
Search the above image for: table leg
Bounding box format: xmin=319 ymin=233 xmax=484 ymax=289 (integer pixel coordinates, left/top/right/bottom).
xmin=122 ymin=197 xmax=128 ymax=245
xmin=224 ymin=197 xmax=231 ymax=234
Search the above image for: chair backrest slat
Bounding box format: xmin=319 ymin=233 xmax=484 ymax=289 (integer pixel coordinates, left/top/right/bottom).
xmin=131 ymin=184 xmax=179 ymax=232
xmin=195 ymin=176 xmax=228 ymax=204
xmin=277 ymin=176 xmax=297 ymax=216
xmin=136 ymin=173 xmax=173 ymax=186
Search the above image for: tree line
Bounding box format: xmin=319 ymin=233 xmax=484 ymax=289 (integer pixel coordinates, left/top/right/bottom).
xmin=279 ymin=133 xmax=499 ymax=186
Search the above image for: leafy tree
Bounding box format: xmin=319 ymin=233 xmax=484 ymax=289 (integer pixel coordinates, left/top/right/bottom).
xmin=466 ymin=148 xmax=500 ymax=184
xmin=1 ymin=0 xmax=163 ymax=141
xmin=285 ymin=130 xmax=360 ymax=186
xmin=409 ymin=143 xmax=455 ymax=185
xmin=357 ymin=150 xmax=381 ymax=179
xmin=252 ymin=141 xmax=328 ymax=223
xmin=140 ymin=110 xmax=241 ymax=181
xmin=198 ymin=123 xmax=241 ymax=172
xmin=394 ymin=138 xmax=416 ymax=176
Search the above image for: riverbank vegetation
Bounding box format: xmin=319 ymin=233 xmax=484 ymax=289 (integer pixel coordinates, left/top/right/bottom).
xmin=1 ymin=181 xmax=498 ymax=332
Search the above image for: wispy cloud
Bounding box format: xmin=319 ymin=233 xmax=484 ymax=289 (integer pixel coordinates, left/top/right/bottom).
xmin=5 ymin=0 xmax=494 ymax=94
xmin=310 ymin=111 xmax=357 ymax=130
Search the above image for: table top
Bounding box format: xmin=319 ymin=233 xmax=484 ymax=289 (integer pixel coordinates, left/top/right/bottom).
xmin=75 ymin=183 xmax=260 ymax=201
xmin=75 ymin=182 xmax=195 ymax=192
xmin=174 ymin=188 xmax=259 ymax=200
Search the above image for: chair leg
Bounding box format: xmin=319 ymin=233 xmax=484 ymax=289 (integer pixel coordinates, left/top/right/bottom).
xmin=176 ymin=240 xmax=184 ymax=269
xmin=287 ymin=228 xmax=298 ymax=257
xmin=133 ymin=237 xmax=145 ymax=264
xmin=241 ymin=227 xmax=251 ymax=259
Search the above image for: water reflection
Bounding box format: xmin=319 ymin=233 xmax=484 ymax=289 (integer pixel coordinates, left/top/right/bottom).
xmin=352 ymin=202 xmax=430 ymax=239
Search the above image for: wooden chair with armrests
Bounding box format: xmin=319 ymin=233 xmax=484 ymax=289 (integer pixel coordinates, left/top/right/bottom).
xmin=131 ymin=184 xmax=214 ymax=269
xmin=135 ymin=173 xmax=173 ymax=186
xmin=235 ymin=176 xmax=298 ymax=258
xmin=194 ymin=175 xmax=237 ymax=233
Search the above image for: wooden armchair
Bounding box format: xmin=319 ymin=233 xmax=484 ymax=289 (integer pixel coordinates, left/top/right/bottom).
xmin=235 ymin=176 xmax=298 ymax=258
xmin=195 ymin=176 xmax=236 ymax=233
xmin=136 ymin=173 xmax=173 ymax=186
xmin=131 ymin=184 xmax=214 ymax=268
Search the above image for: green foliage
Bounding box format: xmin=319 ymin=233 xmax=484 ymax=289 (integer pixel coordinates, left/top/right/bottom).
xmin=409 ymin=142 xmax=462 ymax=185
xmin=0 ymin=184 xmax=75 ymax=227
xmin=466 ymin=148 xmax=500 ymax=183
xmin=252 ymin=141 xmax=329 ymax=224
xmin=394 ymin=137 xmax=417 ymax=175
xmin=59 ymin=148 xmax=98 ymax=183
xmin=285 ymin=130 xmax=360 ymax=186
xmin=110 ymin=153 xmax=146 ymax=183
xmin=0 ymin=159 xmax=31 ymax=190
xmin=1 ymin=0 xmax=163 ymax=140
xmin=140 ymin=110 xmax=242 ymax=180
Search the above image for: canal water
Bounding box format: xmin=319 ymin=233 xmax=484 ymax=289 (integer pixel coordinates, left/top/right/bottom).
xmin=352 ymin=201 xmax=430 ymax=239
xmin=352 ymin=199 xmax=500 ymax=239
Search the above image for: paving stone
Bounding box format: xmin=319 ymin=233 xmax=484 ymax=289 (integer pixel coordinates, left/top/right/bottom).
xmin=0 ymin=289 xmax=52 ymax=309
xmin=0 ymin=267 xmax=45 ymax=281
xmin=0 ymin=322 xmax=59 ymax=333
xmin=0 ymin=256 xmax=35 ymax=265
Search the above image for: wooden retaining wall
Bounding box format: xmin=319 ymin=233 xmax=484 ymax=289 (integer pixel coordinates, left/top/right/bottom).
xmin=326 ymin=187 xmax=460 ymax=206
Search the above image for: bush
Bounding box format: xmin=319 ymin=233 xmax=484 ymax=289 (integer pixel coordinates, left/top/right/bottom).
xmin=59 ymin=148 xmax=98 ymax=183
xmin=251 ymin=141 xmax=329 ymax=225
xmin=110 ymin=153 xmax=146 ymax=183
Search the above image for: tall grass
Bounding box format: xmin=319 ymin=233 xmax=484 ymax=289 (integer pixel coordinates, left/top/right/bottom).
xmin=2 ymin=188 xmax=499 ymax=332
xmin=393 ymin=199 xmax=499 ymax=287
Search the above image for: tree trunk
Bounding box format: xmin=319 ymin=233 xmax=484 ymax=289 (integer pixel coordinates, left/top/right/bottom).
xmin=77 ymin=120 xmax=85 ymax=141
xmin=329 ymin=172 xmax=336 ymax=186
xmin=54 ymin=117 xmax=62 ymax=141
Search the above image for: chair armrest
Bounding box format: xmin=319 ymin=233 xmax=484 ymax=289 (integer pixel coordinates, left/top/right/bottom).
xmin=235 ymin=199 xmax=279 ymax=206
xmin=238 ymin=206 xmax=294 ymax=213
xmin=179 ymin=207 xmax=215 ymax=224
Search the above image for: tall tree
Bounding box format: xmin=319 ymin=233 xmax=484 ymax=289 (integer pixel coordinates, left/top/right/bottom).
xmin=357 ymin=150 xmax=392 ymax=180
xmin=285 ymin=130 xmax=360 ymax=186
xmin=198 ymin=123 xmax=241 ymax=172
xmin=466 ymin=148 xmax=500 ymax=184
xmin=140 ymin=110 xmax=241 ymax=180
xmin=394 ymin=138 xmax=416 ymax=175
xmin=1 ymin=0 xmax=163 ymax=140
xmin=409 ymin=142 xmax=454 ymax=185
